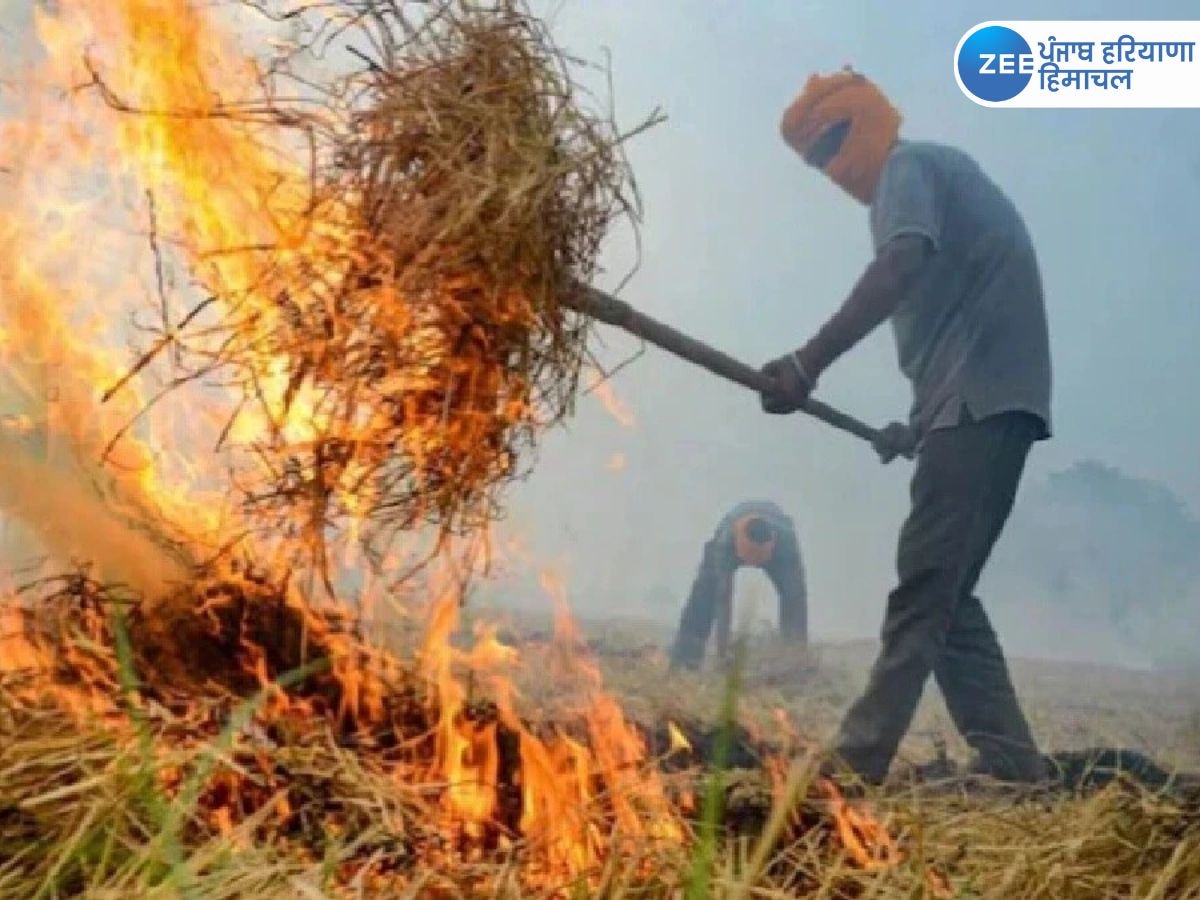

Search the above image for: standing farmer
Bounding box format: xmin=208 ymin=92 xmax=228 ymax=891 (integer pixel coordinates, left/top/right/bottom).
xmin=669 ymin=500 xmax=808 ymax=671
xmin=761 ymin=69 xmax=1052 ymax=783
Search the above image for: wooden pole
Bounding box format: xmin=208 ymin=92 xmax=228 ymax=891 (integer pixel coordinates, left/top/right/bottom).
xmin=565 ymin=286 xmax=895 ymax=451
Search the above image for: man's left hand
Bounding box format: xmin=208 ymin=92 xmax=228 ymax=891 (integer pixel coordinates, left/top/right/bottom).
xmin=872 ymin=421 xmax=917 ymax=464
xmin=760 ymin=352 xmax=815 ymax=414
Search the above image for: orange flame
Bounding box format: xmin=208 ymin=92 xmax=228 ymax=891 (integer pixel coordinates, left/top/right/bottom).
xmin=818 ymin=777 xmax=950 ymax=892
xmin=540 ymin=569 xmax=682 ymax=845
xmin=518 ymin=729 xmax=599 ymax=875
xmin=819 ymin=778 xmax=901 ymax=871
xmin=420 ymin=584 xmax=503 ymax=830
xmin=409 ymin=564 xmax=683 ymax=881
xmin=0 ymin=0 xmax=308 ymax=599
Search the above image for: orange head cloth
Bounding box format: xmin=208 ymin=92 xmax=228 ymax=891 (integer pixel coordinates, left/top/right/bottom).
xmin=733 ymin=515 xmax=777 ymax=567
xmin=780 ymin=69 xmax=902 ymax=205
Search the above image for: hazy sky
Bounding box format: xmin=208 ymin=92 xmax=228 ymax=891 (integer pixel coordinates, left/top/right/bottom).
xmin=489 ymin=0 xmax=1200 ymax=652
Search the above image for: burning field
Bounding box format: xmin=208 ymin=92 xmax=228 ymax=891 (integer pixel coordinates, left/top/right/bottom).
xmin=3 ymin=579 xmax=1200 ymax=900
xmin=0 ymin=0 xmax=1198 ymax=897
xmin=0 ymin=567 xmax=938 ymax=898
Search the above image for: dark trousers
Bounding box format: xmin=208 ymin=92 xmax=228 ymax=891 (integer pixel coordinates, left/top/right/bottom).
xmin=670 ymin=539 xmax=807 ymax=670
xmin=833 ymin=411 xmax=1044 ymax=783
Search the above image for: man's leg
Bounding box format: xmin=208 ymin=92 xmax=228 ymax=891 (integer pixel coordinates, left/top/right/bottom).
xmin=934 ymin=595 xmax=1044 ymax=780
xmin=669 ymin=541 xmax=722 ymax=670
xmin=767 ymin=541 xmax=808 ymax=644
xmin=934 ymin=413 xmax=1043 ymax=780
xmin=831 ymin=412 xmax=1038 ymax=783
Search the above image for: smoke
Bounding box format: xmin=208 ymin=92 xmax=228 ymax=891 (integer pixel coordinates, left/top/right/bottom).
xmin=0 ymin=429 xmax=190 ymax=598
xmin=987 ymin=460 xmax=1200 ymax=671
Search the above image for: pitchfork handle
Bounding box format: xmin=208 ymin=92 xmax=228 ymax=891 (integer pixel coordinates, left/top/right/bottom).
xmin=567 ymin=286 xmax=903 ymax=455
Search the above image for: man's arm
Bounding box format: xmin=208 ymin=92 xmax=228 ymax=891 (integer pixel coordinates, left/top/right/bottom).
xmin=765 ymin=531 xmax=808 ymax=642
xmin=761 ymin=145 xmax=943 ymax=416
xmin=794 ymin=233 xmax=933 ymax=381
xmin=669 ymin=537 xmax=735 ymax=670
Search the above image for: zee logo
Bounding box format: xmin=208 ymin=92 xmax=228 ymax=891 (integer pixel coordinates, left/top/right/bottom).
xmin=956 ymin=25 xmax=1034 ymax=102
xmin=978 ymin=53 xmax=1035 ymax=75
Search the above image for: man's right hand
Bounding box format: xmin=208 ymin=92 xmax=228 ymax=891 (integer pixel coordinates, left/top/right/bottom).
xmin=759 ymin=352 xmax=815 ymax=414
xmin=872 ymin=421 xmax=917 ymax=464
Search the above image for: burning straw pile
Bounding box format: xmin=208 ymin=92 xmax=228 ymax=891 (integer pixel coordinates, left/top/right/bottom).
xmin=98 ymin=0 xmax=659 ymax=574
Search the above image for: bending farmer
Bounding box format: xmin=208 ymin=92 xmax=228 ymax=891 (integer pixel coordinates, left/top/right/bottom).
xmin=669 ymin=500 xmax=807 ymax=670
xmin=760 ymin=68 xmax=1052 ymax=784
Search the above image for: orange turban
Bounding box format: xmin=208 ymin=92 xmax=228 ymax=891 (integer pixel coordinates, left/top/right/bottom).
xmin=780 ymin=69 xmax=901 ymax=205
xmin=733 ymin=515 xmax=776 ymax=567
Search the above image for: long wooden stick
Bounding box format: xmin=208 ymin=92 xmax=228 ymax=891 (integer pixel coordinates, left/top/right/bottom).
xmin=565 ymin=286 xmax=888 ymax=449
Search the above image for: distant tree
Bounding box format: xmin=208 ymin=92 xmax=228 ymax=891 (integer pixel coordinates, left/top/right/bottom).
xmin=994 ymin=459 xmax=1200 ymax=667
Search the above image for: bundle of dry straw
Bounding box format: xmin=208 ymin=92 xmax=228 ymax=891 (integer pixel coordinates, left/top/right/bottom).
xmin=109 ymin=0 xmax=660 ymax=576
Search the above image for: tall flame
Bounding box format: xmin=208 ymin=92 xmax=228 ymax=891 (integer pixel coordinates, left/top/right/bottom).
xmin=413 ymin=565 xmax=682 ymax=882
xmin=0 ymin=0 xmax=301 ymax=585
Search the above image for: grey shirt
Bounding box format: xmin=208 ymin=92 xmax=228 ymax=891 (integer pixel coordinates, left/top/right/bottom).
xmin=870 ymin=140 xmax=1053 ymax=441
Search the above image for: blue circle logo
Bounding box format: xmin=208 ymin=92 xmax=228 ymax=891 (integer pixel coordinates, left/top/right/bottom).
xmin=957 ymin=25 xmax=1033 ymax=102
